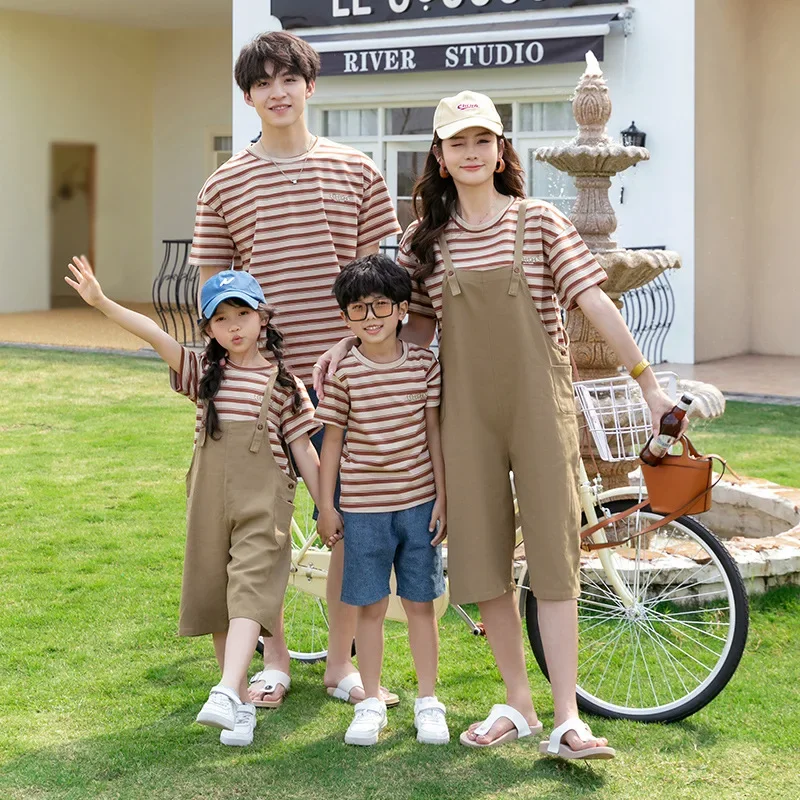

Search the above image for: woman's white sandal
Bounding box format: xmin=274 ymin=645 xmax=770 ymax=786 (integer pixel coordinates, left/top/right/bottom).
xmin=539 ymin=718 xmax=616 ymax=760
xmin=459 ymin=703 xmax=543 ymax=748
xmin=248 ymin=669 xmax=291 ymax=709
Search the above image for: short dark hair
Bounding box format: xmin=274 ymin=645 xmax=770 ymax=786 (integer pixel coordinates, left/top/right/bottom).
xmin=333 ymin=254 xmax=412 ymax=311
xmin=234 ymin=31 xmax=321 ymax=94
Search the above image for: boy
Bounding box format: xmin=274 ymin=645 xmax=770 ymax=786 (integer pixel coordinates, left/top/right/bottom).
xmin=189 ymin=30 xmax=402 ymax=735
xmin=316 ymin=254 xmax=448 ymax=747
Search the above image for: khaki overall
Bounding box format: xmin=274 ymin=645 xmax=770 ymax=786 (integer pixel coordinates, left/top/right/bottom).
xmin=438 ymin=199 xmax=582 ymax=605
xmin=180 ymin=370 xmax=296 ymax=637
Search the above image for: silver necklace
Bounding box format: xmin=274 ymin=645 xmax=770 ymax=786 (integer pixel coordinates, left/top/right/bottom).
xmin=259 ymin=136 xmax=318 ymax=184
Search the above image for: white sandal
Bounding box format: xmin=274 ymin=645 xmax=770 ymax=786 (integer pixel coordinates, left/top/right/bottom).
xmin=326 ymin=673 xmax=400 ymax=708
xmin=248 ymin=669 xmax=291 ymax=709
xmin=459 ymin=703 xmax=543 ymax=748
xmin=539 ymin=718 xmax=616 ymax=760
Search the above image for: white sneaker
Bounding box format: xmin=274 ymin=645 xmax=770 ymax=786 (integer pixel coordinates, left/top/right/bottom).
xmin=414 ymin=696 xmax=449 ymax=745
xmin=195 ymin=684 xmax=240 ymax=731
xmin=220 ymin=702 xmax=257 ymax=747
xmin=344 ymin=697 xmax=387 ymax=746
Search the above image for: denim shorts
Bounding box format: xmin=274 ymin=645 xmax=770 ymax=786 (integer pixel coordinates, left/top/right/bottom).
xmin=341 ymin=499 xmax=445 ymax=607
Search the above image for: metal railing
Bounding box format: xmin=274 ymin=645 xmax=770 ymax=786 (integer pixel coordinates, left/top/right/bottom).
xmin=152 ymin=240 xmax=675 ymax=362
xmin=152 ymin=240 xmax=200 ymax=347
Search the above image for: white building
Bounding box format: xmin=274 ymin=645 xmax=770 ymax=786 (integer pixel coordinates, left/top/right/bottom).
xmin=1 ymin=0 xmax=797 ymax=363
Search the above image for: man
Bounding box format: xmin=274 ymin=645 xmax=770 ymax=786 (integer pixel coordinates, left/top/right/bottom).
xmin=190 ymin=31 xmax=402 ymax=740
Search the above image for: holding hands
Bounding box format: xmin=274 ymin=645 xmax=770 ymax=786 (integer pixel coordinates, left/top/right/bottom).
xmin=317 ymin=508 xmax=345 ymax=549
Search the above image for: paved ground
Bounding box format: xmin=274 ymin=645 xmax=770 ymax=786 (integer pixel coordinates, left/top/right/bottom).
xmin=1 ymin=305 xmax=798 ymax=399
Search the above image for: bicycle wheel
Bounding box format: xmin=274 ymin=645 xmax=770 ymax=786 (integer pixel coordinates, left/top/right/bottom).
xmin=525 ymin=500 xmax=748 ymax=722
xmin=284 ymin=486 xmax=330 ymax=663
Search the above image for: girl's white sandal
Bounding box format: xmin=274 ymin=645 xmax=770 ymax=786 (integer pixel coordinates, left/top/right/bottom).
xmin=248 ymin=669 xmax=291 ymax=708
xmin=539 ymin=718 xmax=616 ymax=760
xmin=459 ymin=703 xmax=543 ymax=748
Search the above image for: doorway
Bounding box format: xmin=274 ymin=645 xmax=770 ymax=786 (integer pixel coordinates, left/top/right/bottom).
xmin=50 ymin=143 xmax=95 ymax=308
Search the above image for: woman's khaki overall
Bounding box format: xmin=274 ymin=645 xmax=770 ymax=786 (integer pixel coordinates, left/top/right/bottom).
xmin=180 ymin=370 xmax=296 ymax=637
xmin=438 ymin=199 xmax=582 ymax=605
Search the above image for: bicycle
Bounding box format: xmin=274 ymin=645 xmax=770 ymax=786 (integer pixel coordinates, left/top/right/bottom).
xmin=277 ymin=372 xmax=748 ymax=723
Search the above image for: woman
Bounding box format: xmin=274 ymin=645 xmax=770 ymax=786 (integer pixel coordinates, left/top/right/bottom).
xmin=316 ymin=91 xmax=679 ymax=759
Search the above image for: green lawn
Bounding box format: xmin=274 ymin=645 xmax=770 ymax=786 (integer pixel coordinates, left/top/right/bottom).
xmin=1 ymin=347 xmax=799 ymax=800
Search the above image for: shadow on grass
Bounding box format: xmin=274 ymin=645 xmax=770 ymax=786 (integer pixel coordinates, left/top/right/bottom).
xmin=0 ymin=694 xmax=609 ymax=800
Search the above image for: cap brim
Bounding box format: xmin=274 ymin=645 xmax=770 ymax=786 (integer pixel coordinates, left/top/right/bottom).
xmin=202 ymin=291 xmax=261 ymax=319
xmin=436 ymin=117 xmax=503 ymax=139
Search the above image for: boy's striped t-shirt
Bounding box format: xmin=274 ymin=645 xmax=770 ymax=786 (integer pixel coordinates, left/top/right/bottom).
xmin=170 ymin=348 xmax=320 ymax=478
xmin=315 ymin=342 xmax=441 ymax=513
xmin=397 ymin=198 xmax=607 ymax=352
xmin=188 ymin=137 xmax=402 ymax=385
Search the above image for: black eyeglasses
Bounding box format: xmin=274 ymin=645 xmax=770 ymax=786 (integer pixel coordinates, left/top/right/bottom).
xmin=344 ymin=299 xmax=397 ymax=322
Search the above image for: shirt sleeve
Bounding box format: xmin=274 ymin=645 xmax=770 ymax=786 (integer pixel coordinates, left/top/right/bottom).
xmin=425 ymin=352 xmax=441 ymax=408
xmin=539 ymin=203 xmax=607 ymax=310
xmin=398 ymin=224 xmax=436 ymax=318
xmin=314 ymin=373 xmax=350 ymax=429
xmin=279 ymin=377 xmax=322 ymax=444
xmin=169 ymin=347 xmax=202 ymax=402
xmin=357 ymin=159 xmax=402 ymax=250
xmin=187 ymin=180 xmax=237 ymax=270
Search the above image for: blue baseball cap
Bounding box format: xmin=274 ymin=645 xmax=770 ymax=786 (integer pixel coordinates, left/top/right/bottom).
xmin=201 ymin=270 xmax=266 ymax=318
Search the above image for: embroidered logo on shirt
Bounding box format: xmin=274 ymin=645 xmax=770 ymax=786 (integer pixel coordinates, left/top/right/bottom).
xmin=407 ymin=392 xmax=426 ymax=402
xmin=328 ymin=192 xmax=355 ymax=203
xmin=521 ymin=256 xmax=543 ymax=264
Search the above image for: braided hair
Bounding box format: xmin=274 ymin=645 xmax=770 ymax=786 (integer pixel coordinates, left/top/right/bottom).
xmin=198 ymin=299 xmax=300 ymax=440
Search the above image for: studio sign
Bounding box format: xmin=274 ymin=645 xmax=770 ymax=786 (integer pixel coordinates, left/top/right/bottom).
xmin=274 ymin=0 xmax=626 ymax=28
xmin=323 ymin=35 xmax=603 ymax=75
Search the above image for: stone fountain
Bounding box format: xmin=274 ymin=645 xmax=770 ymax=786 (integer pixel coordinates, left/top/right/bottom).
xmin=533 ymin=53 xmax=800 ymax=592
xmin=536 ymin=51 xmax=682 ymax=487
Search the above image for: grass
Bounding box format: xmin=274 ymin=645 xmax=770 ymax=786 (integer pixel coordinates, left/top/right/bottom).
xmin=1 ymin=346 xmax=799 ymax=800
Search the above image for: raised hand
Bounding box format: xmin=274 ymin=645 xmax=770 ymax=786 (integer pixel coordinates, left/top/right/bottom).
xmin=64 ymin=255 xmax=105 ymax=308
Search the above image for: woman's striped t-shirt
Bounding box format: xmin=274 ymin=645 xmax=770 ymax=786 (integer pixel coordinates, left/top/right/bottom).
xmin=397 ymin=198 xmax=607 ymax=352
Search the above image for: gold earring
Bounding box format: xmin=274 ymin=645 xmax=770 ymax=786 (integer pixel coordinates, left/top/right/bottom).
xmin=495 ymin=158 xmax=506 ymax=174
xmin=439 ymin=163 xmax=449 ymax=179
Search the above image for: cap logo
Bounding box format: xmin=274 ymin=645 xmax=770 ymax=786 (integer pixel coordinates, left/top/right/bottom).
xmin=457 ymin=103 xmax=479 ymax=111
xmin=220 ymin=277 xmax=235 ymax=285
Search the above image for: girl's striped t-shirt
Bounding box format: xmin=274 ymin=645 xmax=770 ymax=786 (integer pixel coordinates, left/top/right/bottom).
xmin=397 ymin=198 xmax=607 ymax=352
xmin=315 ymin=342 xmax=441 ymax=513
xmin=188 ymin=137 xmax=402 ymax=385
xmin=170 ymin=348 xmax=320 ymax=477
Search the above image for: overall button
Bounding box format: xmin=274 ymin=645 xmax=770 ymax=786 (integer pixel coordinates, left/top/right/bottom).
xmin=513 ymin=267 xmax=520 ymax=273
xmin=288 ymin=482 xmax=295 ymax=490
xmin=257 ymin=423 xmax=264 ymax=430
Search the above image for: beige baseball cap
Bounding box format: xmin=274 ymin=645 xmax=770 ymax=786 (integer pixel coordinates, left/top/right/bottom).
xmin=433 ymin=90 xmax=504 ymax=140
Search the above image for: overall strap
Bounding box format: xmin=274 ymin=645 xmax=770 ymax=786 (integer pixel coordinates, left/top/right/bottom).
xmin=249 ymin=369 xmax=280 ymax=455
xmin=437 ymin=234 xmax=462 ymax=297
xmin=508 ymin=198 xmax=531 ymax=296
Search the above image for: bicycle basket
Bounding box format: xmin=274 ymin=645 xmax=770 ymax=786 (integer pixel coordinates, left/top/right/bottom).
xmin=573 ymin=372 xmax=678 ymax=462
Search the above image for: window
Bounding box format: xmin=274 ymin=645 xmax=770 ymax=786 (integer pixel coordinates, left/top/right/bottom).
xmin=322 ymin=109 xmax=378 ymax=138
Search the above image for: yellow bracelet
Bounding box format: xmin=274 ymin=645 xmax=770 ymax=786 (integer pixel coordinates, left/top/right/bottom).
xmin=629 ymin=358 xmax=651 ymax=380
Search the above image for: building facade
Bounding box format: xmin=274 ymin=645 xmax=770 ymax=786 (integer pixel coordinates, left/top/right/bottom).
xmin=1 ymin=0 xmax=798 ymax=362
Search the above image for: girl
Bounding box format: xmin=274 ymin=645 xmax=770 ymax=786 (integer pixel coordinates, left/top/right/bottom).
xmin=65 ymin=257 xmax=340 ymax=747
xmin=315 ymin=91 xmax=683 ymax=760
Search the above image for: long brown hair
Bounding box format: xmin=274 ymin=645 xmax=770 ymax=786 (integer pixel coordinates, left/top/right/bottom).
xmin=198 ymin=300 xmax=300 ymax=440
xmin=407 ymin=134 xmax=525 ymax=281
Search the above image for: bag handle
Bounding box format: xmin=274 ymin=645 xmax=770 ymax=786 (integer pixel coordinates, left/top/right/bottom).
xmin=580 ymin=437 xmax=729 ymax=551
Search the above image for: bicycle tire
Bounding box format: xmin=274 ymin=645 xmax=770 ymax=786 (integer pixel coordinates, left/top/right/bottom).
xmin=525 ymin=500 xmax=749 ymax=723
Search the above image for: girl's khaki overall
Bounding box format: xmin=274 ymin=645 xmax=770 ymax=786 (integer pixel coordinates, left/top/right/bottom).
xmin=180 ymin=371 xmax=296 ymax=636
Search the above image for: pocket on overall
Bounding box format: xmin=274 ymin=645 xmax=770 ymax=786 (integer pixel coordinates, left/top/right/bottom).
xmin=274 ymin=493 xmax=296 ymax=548
xmin=550 ymin=363 xmax=577 ymax=415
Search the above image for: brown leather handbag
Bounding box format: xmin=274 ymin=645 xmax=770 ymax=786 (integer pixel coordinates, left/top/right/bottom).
xmin=641 ymin=436 xmax=721 ymax=515
xmin=580 ymin=436 xmax=729 ymax=552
